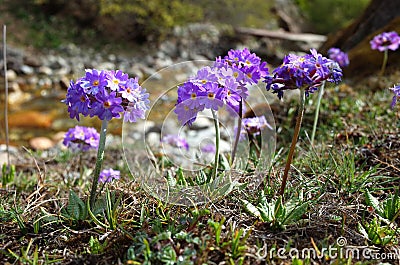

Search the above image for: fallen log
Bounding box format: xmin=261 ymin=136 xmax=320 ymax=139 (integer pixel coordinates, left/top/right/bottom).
xmin=235 ymin=27 xmax=327 ymax=44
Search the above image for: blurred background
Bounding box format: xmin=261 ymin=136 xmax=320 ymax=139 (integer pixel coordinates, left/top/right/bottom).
xmin=0 ymin=0 xmax=391 ymax=149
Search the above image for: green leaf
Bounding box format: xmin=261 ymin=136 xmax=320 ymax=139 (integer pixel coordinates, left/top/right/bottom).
xmin=241 ymin=199 xmax=261 ymax=219
xmin=282 ymin=201 xmax=308 ymax=226
xmin=64 ymin=190 xmax=87 ymax=220
xmin=160 ymin=245 xmax=177 ymax=265
xmin=365 ymin=189 xmax=383 ymax=216
xmin=166 ymin=171 xmax=177 ymax=187
xmin=383 ymin=193 xmax=400 ymax=221
xmin=357 ymin=223 xmax=369 ymax=239
xmin=274 ymin=196 xmax=285 ymax=220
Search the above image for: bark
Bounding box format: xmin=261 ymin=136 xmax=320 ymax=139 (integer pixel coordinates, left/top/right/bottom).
xmin=320 ymin=0 xmax=400 ymax=52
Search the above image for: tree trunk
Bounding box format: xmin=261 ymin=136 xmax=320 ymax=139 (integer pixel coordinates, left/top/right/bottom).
xmin=321 ymin=0 xmax=400 ymax=52
xmin=320 ymin=0 xmax=400 ymax=77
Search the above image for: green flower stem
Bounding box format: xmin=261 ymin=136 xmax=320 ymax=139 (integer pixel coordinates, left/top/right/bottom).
xmin=89 ymin=119 xmax=108 ymax=208
xmin=279 ymin=88 xmax=306 ymax=196
xmin=79 ymin=153 xmax=83 ymax=180
xmin=380 ymin=49 xmax=388 ymax=77
xmin=231 ymin=98 xmax=243 ymax=166
xmin=311 ymin=81 xmax=326 ymax=145
xmin=211 ymin=109 xmax=220 ymax=181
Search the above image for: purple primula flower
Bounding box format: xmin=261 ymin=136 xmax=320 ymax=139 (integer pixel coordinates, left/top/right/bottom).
xmin=98 ymin=168 xmax=120 ymax=183
xmin=328 ymin=48 xmax=349 ymax=68
xmin=175 ymin=48 xmax=269 ymax=126
xmin=121 ymin=77 xmax=141 ymax=102
xmin=82 ymin=69 xmax=107 ymax=95
xmin=64 ymin=69 xmax=150 ymax=122
xmin=65 ymin=80 xmax=91 ymax=121
xmin=237 ymin=116 xmax=272 ymax=141
xmin=264 ymin=49 xmax=343 ymax=99
xmin=107 ymin=70 xmax=128 ymax=91
xmin=92 ymin=90 xmax=124 ymax=120
xmin=174 ymin=102 xmax=204 ymax=126
xmin=197 ymin=83 xmax=224 ymax=111
xmin=389 ymin=84 xmax=400 ymax=108
xmin=63 ymin=126 xmax=100 ymax=152
xmin=370 ymin=31 xmax=400 ymax=52
xmin=162 ymin=134 xmax=189 ymax=150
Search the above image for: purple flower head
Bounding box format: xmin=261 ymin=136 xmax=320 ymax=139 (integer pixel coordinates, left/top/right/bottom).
xmin=215 ymin=48 xmax=268 ymax=86
xmin=328 ymin=48 xmax=349 ymax=68
xmin=63 ymin=126 xmax=100 ymax=152
xmin=201 ymin=143 xmax=216 ymax=153
xmin=64 ymin=69 xmax=149 ymax=122
xmin=162 ymin=134 xmax=189 ymax=150
xmin=237 ymin=116 xmax=272 ymax=141
xmin=176 ymin=49 xmax=268 ymax=126
xmin=264 ymin=49 xmax=343 ymax=99
xmin=389 ymin=84 xmax=400 ymax=108
xmin=370 ymin=31 xmax=400 ymax=52
xmin=98 ymin=168 xmax=120 ymax=183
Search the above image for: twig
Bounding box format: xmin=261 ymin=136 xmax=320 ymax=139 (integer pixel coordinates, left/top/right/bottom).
xmin=3 ymin=25 xmax=10 ymax=170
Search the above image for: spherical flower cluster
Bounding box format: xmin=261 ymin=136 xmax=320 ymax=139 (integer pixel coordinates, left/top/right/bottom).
xmin=215 ymin=48 xmax=269 ymax=89
xmin=98 ymin=168 xmax=120 ymax=183
xmin=328 ymin=48 xmax=349 ymax=68
xmin=64 ymin=69 xmax=150 ymax=122
xmin=238 ymin=115 xmax=271 ymax=140
xmin=264 ymin=49 xmax=343 ymax=99
xmin=389 ymin=84 xmax=400 ymax=108
xmin=63 ymin=125 xmax=99 ymax=152
xmin=370 ymin=31 xmax=400 ymax=52
xmin=161 ymin=134 xmax=189 ymax=150
xmin=175 ymin=48 xmax=268 ymax=126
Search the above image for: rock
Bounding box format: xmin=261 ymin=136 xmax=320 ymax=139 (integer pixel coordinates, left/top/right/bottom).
xmin=38 ymin=77 xmax=53 ymax=89
xmin=146 ymin=132 xmax=161 ymax=147
xmin=59 ymin=76 xmax=70 ymax=90
xmin=6 ymin=69 xmax=17 ymax=81
xmin=20 ymin=65 xmax=35 ymax=75
xmin=23 ymin=55 xmax=42 ymax=67
xmin=97 ymin=62 xmax=116 ymax=70
xmin=129 ymin=65 xmax=144 ymax=80
xmin=51 ymin=119 xmax=76 ymax=131
xmin=29 ymin=137 xmax=55 ymax=150
xmin=8 ymin=84 xmax=31 ymax=105
xmin=38 ymin=66 xmax=53 ymax=75
xmin=154 ymin=57 xmax=174 ymax=69
xmin=52 ymin=131 xmax=67 ymax=143
xmin=9 ymin=110 xmax=52 ymax=128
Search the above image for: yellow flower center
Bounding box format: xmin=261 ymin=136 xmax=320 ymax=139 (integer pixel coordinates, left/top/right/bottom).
xmin=103 ymin=101 xmax=111 ymax=108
